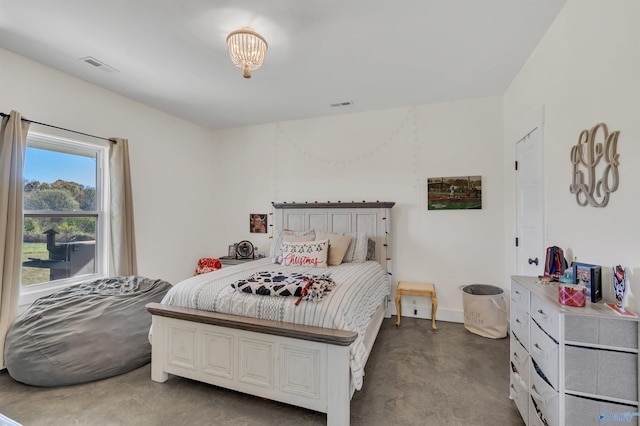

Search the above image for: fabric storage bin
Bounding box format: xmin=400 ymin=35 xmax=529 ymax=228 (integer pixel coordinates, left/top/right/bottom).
xmin=565 ymin=394 xmax=638 ymax=426
xmin=531 ymin=294 xmax=560 ymax=342
xmin=565 ymin=345 xmax=637 ymax=402
xmin=510 ymin=371 xmax=529 ymax=423
xmin=565 ymin=315 xmax=638 ymax=350
xmin=510 ymin=333 xmax=530 ymax=387
xmin=528 ymin=399 xmax=547 ymax=426
xmin=511 ymin=280 xmax=530 ymax=308
xmin=530 ymin=321 xmax=559 ymax=391
xmin=529 ymin=361 xmax=559 ymax=426
xmin=511 ymin=302 xmax=530 ymax=351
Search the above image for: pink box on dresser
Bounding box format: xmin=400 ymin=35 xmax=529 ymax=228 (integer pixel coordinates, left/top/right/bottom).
xmin=558 ymin=284 xmax=586 ymax=307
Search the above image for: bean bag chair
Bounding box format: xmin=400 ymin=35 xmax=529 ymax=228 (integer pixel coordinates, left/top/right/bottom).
xmin=4 ymin=276 xmax=172 ymax=387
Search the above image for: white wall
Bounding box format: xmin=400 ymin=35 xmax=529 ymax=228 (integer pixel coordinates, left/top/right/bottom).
xmin=503 ymin=0 xmax=640 ymax=310
xmin=1 ymin=48 xmax=220 ymax=285
xmin=5 ymin=0 xmax=636 ymax=326
xmin=213 ymin=98 xmax=505 ymax=322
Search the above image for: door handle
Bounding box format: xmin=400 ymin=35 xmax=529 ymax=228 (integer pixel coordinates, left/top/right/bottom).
xmin=528 ymin=257 xmax=539 ymax=265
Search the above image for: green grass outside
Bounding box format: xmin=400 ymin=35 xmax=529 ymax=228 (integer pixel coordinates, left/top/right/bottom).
xmin=22 ymin=242 xmax=50 ymax=285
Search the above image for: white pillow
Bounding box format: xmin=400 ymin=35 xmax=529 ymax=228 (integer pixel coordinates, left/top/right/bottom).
xmin=277 ymin=234 xmax=316 ymax=263
xmin=283 ymin=234 xmax=316 ymax=243
xmin=315 ymin=232 xmax=352 ymax=266
xmin=280 ymin=239 xmax=329 ymax=268
xmin=270 ymin=229 xmax=315 ymax=262
xmin=343 ymin=232 xmax=368 ymax=263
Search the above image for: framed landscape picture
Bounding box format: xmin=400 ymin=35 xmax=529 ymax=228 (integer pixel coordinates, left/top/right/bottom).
xmin=427 ymin=176 xmax=482 ymax=210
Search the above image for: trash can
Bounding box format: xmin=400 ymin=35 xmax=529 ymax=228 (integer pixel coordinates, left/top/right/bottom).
xmin=461 ymin=284 xmax=507 ymax=339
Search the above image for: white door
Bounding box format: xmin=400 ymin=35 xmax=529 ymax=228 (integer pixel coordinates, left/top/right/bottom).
xmin=515 ymin=110 xmax=545 ymax=276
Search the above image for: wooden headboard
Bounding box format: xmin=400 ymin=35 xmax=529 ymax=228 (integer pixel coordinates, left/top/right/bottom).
xmin=272 ymin=202 xmax=395 ymax=275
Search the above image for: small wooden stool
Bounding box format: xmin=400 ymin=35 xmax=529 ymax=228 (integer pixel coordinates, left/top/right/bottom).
xmin=395 ymin=281 xmax=438 ymax=330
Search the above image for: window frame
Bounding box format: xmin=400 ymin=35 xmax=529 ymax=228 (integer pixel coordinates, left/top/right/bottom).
xmin=20 ymin=130 xmax=110 ymax=306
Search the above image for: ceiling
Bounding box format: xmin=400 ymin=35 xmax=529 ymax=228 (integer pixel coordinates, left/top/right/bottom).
xmin=0 ymin=1 xmax=566 ymax=131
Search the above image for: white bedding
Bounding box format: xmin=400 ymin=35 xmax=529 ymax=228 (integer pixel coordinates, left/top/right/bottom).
xmin=159 ymin=258 xmax=390 ymax=390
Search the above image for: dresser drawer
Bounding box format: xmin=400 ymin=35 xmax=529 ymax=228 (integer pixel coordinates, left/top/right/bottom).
xmin=511 ymin=280 xmax=530 ymax=313
xmin=510 ymin=333 xmax=530 ymax=387
xmin=530 ymin=361 xmax=559 ymax=426
xmin=511 ymin=302 xmax=530 ymax=350
xmin=565 ymin=394 xmax=638 ymax=426
xmin=565 ymin=315 xmax=638 ymax=350
xmin=565 ymin=345 xmax=638 ymax=402
xmin=530 ymin=321 xmax=559 ymax=391
xmin=510 ymin=371 xmax=529 ymax=424
xmin=531 ymin=294 xmax=559 ymax=342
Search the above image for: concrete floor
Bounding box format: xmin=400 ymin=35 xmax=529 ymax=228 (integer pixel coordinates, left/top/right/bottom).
xmin=0 ymin=318 xmax=524 ymax=426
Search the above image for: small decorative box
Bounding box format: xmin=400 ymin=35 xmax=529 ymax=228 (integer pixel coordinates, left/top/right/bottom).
xmin=558 ymin=284 xmax=586 ymax=307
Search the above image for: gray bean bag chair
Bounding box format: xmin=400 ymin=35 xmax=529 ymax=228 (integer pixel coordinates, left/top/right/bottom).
xmin=4 ymin=276 xmax=172 ymax=387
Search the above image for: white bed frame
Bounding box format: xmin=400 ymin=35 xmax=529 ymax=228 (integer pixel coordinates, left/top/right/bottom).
xmin=147 ymin=202 xmax=394 ymax=425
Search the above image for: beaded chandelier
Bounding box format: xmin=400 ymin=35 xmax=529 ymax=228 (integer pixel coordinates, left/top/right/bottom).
xmin=226 ymin=27 xmax=268 ymax=79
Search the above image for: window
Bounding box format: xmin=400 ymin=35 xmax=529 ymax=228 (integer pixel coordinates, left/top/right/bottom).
xmin=20 ymin=131 xmax=109 ymax=305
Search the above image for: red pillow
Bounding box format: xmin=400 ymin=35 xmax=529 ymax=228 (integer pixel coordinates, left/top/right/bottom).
xmin=195 ymin=258 xmax=221 ymax=275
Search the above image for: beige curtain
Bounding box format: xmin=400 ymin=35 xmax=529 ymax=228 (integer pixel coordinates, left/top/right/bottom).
xmin=109 ymin=138 xmax=138 ymax=276
xmin=0 ymin=111 xmax=30 ymax=368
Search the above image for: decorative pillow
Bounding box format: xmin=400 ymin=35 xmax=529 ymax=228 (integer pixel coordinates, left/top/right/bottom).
xmin=195 ymin=258 xmax=222 ymax=275
xmin=343 ymin=232 xmax=368 ymax=263
xmin=316 ymin=232 xmax=352 ymax=266
xmin=280 ymin=239 xmax=329 ymax=268
xmin=276 ymin=234 xmax=316 ymax=263
xmin=270 ymin=229 xmax=315 ymax=261
xmin=283 ymin=234 xmax=316 ymax=243
xmin=366 ymin=239 xmax=376 ymax=261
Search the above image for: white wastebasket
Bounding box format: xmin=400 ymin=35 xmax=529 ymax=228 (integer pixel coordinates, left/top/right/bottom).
xmin=461 ymin=284 xmax=507 ymax=339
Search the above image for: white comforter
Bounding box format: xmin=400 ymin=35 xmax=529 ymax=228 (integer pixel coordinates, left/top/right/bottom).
xmin=160 ymin=258 xmax=390 ymax=390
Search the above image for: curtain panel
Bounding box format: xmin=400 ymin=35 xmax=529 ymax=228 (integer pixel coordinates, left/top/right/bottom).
xmin=0 ymin=111 xmax=30 ymax=368
xmin=109 ymin=138 xmax=138 ymax=276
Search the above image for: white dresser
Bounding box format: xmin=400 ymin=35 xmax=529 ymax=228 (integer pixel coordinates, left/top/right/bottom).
xmin=509 ymin=276 xmax=640 ymax=426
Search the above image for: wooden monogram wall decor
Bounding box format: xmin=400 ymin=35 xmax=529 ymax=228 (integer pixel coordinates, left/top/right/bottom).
xmin=569 ymin=122 xmax=620 ymax=207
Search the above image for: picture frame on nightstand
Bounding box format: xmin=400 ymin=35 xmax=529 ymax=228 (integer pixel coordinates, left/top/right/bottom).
xmin=228 ymin=245 xmax=236 ymax=258
xmin=573 ymin=262 xmax=602 ymax=303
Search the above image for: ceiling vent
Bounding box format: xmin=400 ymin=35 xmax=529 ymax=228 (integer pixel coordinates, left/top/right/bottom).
xmin=330 ymin=101 xmax=353 ymax=108
xmin=79 ymin=56 xmax=119 ymax=73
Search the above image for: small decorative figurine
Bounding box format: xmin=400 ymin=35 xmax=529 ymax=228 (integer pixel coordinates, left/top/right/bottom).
xmin=606 ymin=265 xmax=636 ymax=317
xmin=613 ymin=265 xmax=628 ymax=310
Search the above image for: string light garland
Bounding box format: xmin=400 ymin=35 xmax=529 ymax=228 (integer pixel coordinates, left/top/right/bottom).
xmin=269 ymin=201 xmax=393 ymax=277
xmin=271 ymin=106 xmax=421 ymax=206
xmin=274 ymin=106 xmax=417 ymax=166
xmin=271 ymin=200 xmax=394 ymax=207
xmin=382 ymin=215 xmax=392 ymax=276
xmin=410 ymin=109 xmax=421 ymax=191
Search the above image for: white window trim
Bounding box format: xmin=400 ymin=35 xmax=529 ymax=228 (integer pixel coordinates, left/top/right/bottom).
xmin=19 ymin=130 xmax=110 ymax=307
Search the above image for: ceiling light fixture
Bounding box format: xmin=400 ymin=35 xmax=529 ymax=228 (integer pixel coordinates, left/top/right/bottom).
xmin=226 ymin=27 xmax=268 ymax=79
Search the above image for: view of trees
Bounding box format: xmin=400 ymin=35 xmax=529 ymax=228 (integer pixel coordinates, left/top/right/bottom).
xmin=23 ymin=179 xmax=96 ymax=243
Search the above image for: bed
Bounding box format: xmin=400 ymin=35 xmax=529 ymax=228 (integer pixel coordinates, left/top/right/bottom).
xmin=146 ymin=202 xmax=394 ymax=425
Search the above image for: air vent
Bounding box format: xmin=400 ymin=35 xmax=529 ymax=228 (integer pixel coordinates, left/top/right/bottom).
xmin=330 ymin=101 xmax=353 ymax=108
xmin=79 ymin=56 xmax=119 ymax=73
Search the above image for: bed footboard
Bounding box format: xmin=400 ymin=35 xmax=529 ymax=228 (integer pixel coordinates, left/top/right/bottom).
xmin=146 ymin=303 xmax=358 ymax=425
